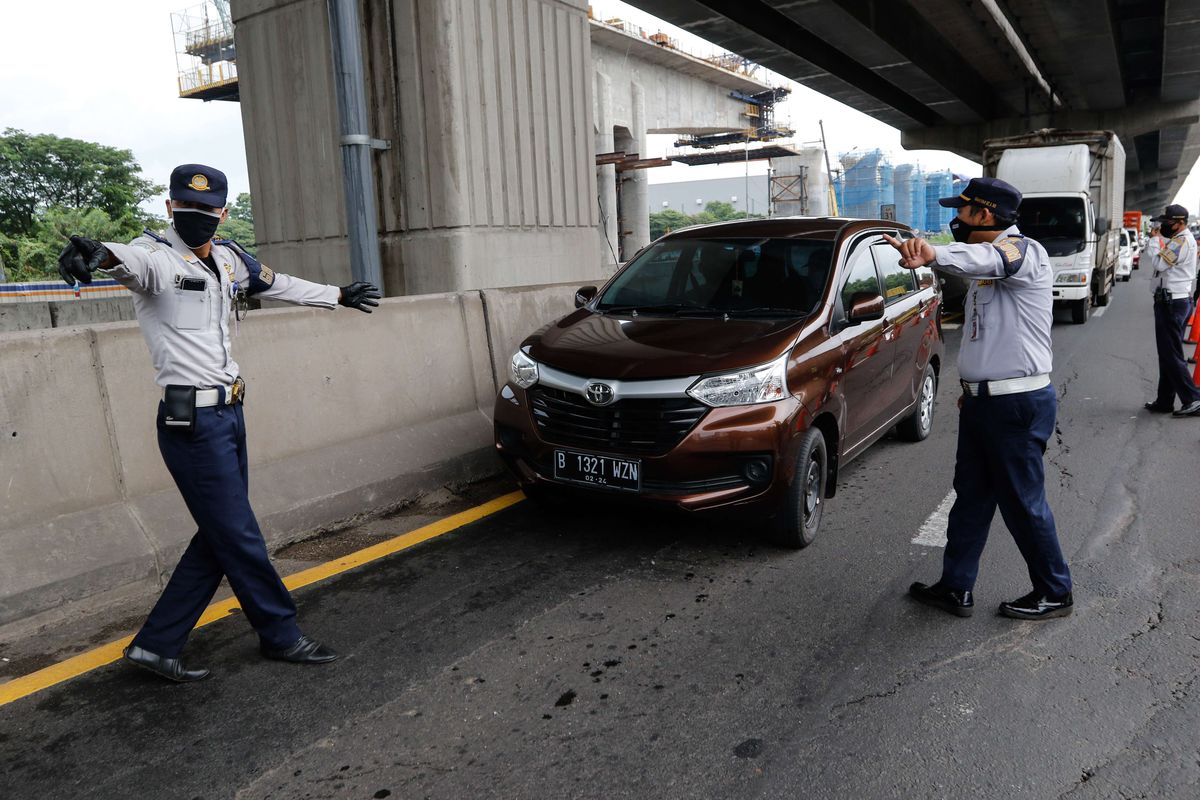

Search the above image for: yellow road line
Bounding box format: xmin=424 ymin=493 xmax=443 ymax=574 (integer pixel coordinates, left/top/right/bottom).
xmin=0 ymin=491 xmax=525 ymax=708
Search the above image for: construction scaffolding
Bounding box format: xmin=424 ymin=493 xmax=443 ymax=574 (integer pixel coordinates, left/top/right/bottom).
xmin=838 ymin=149 xmax=891 ymax=219
xmin=925 ymin=170 xmax=954 ymax=233
xmin=673 ymin=86 xmax=794 ymax=149
xmin=893 ymin=164 xmax=926 ymax=233
xmin=172 ymin=0 xmax=239 ymax=101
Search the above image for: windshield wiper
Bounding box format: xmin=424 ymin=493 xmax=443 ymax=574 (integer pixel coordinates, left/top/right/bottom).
xmin=599 ymin=302 xmax=716 ymax=316
xmin=723 ymin=306 xmax=810 ymax=317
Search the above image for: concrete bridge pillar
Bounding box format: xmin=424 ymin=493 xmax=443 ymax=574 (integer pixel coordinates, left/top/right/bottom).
xmin=594 ymin=71 xmax=619 ymax=269
xmin=232 ymin=0 xmax=601 ymax=295
xmin=617 ymin=82 xmax=650 ymax=261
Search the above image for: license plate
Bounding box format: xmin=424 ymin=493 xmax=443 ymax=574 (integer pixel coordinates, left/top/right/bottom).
xmin=553 ymin=449 xmax=641 ymax=492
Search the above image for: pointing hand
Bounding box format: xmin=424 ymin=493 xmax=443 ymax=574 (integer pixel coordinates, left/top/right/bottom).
xmin=881 ymin=233 xmax=935 ymax=270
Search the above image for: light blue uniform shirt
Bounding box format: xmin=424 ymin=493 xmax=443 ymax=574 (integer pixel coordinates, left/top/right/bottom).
xmin=931 ymin=225 xmax=1054 ymax=383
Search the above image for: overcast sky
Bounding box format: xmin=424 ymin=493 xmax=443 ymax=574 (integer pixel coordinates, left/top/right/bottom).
xmin=3 ymin=0 xmax=1196 ymax=210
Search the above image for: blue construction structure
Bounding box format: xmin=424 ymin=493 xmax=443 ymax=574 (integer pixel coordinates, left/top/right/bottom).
xmin=925 ymin=170 xmax=954 ymax=233
xmin=893 ymin=164 xmax=925 ymax=233
xmin=838 ymin=149 xmax=890 ymax=219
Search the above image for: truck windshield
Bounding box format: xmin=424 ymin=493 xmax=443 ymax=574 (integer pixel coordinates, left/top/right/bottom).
xmin=1017 ymin=197 xmax=1087 ymax=255
xmin=597 ymin=238 xmax=834 ymax=316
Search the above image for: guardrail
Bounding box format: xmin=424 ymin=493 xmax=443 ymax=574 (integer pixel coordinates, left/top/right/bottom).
xmin=0 ymin=281 xmax=590 ymax=636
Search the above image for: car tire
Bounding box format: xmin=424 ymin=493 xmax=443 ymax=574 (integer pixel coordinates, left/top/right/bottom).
xmin=766 ymin=427 xmax=827 ymax=549
xmin=896 ymin=364 xmax=937 ymax=442
xmin=1071 ymin=296 xmax=1089 ymax=324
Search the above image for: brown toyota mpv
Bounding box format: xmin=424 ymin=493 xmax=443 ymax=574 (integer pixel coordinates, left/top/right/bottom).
xmin=494 ymin=218 xmax=944 ymax=547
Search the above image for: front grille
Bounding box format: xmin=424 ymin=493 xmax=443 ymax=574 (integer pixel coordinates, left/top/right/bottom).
xmin=528 ymin=387 xmax=708 ymax=455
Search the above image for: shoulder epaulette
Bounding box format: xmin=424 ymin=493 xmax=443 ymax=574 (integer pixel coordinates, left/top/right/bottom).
xmin=215 ymin=239 xmax=276 ymax=295
xmin=142 ymin=228 xmax=172 ymax=247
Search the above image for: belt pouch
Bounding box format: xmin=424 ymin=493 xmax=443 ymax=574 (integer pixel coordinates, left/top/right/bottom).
xmin=163 ymin=385 xmax=197 ymax=432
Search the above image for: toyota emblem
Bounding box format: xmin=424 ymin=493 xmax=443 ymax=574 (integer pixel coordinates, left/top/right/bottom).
xmin=584 ymin=381 xmax=616 ymax=407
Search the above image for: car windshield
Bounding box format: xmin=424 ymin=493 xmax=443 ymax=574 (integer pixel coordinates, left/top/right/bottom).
xmin=1017 ymin=197 xmax=1087 ymax=255
xmin=597 ymin=238 xmax=835 ymax=316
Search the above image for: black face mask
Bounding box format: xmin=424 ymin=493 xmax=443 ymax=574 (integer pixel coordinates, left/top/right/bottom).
xmin=949 ymin=215 xmax=1008 ymax=243
xmin=171 ymin=208 xmax=222 ymax=248
xmin=1160 ymin=222 xmax=1178 ymax=238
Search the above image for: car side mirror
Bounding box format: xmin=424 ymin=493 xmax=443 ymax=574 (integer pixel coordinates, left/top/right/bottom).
xmin=574 ymin=285 xmax=598 ymax=308
xmin=1094 ymin=217 xmax=1109 ymax=235
xmin=846 ymin=291 xmax=885 ymax=323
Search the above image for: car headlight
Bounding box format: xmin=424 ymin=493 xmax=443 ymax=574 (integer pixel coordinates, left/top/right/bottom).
xmin=1054 ymin=271 xmax=1090 ymax=285
xmin=688 ymin=353 xmax=788 ymax=407
xmin=510 ymin=349 xmax=539 ymax=389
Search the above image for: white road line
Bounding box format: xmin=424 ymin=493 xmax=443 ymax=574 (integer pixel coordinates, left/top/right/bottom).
xmin=942 ymin=323 xmax=961 ymax=330
xmin=912 ymin=490 xmax=955 ymax=547
xmin=1092 ymin=305 xmax=1106 ymax=317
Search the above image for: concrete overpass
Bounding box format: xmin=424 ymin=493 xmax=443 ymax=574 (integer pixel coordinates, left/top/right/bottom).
xmin=622 ymin=0 xmax=1200 ymax=211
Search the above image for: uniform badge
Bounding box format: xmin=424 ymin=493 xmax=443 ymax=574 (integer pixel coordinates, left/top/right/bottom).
xmin=977 ymin=280 xmax=994 ymax=287
xmin=996 ymin=240 xmax=1022 ymax=264
xmin=259 ymin=264 xmax=275 ymax=286
xmin=188 ymin=174 xmax=210 ymax=191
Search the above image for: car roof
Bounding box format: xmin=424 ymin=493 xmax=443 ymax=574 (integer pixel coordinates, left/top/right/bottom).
xmin=658 ymin=216 xmax=912 ymax=242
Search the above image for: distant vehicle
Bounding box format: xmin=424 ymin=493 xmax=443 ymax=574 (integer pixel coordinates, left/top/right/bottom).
xmin=1117 ymin=229 xmax=1133 ymax=281
xmin=983 ymin=130 xmax=1126 ymax=324
xmin=494 ymin=217 xmax=945 ymax=548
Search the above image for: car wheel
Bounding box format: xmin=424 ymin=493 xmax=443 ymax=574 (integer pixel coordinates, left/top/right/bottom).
xmin=896 ymin=364 xmax=937 ymax=442
xmin=767 ymin=427 xmax=827 ymax=549
xmin=1071 ymin=296 xmax=1089 ymax=324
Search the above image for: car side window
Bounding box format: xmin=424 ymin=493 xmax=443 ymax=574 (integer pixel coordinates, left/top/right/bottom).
xmin=872 ymin=244 xmax=917 ymax=304
xmin=840 ymin=239 xmax=883 ymax=312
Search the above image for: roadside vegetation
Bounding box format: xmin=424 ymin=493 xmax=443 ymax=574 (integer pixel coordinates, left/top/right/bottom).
xmin=0 ymin=129 xmax=256 ymax=282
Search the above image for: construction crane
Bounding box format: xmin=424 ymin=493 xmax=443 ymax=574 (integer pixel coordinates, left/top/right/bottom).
xmin=172 ymin=0 xmax=239 ymax=102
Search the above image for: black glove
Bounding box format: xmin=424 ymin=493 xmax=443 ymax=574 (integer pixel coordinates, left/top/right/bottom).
xmin=338 ymin=281 xmax=381 ymax=313
xmin=57 ymin=235 xmax=111 ymax=286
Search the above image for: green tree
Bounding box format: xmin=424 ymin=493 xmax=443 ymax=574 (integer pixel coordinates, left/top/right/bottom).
xmin=649 ymin=209 xmax=694 ymax=240
xmin=0 ymin=206 xmax=135 ymax=283
xmin=216 ymin=192 xmax=256 ymax=254
xmin=0 ymin=129 xmax=162 ymax=238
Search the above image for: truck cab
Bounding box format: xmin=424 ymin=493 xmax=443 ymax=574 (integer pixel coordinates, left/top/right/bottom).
xmin=986 ymin=132 xmax=1125 ymax=325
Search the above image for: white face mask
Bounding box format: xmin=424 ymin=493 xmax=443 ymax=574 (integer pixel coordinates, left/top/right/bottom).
xmin=171 ymin=207 xmax=223 ymax=247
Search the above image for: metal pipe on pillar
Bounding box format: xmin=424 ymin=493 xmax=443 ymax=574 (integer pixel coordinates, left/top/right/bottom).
xmin=326 ymin=0 xmax=386 ymax=292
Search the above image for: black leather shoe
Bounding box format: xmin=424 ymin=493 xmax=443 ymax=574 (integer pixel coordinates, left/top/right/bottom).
xmin=261 ymin=635 xmax=340 ymax=664
xmin=123 ymin=644 xmax=210 ymax=683
xmin=908 ymin=581 xmax=974 ymax=617
xmin=1144 ymin=401 xmax=1174 ymax=413
xmin=999 ymin=590 xmax=1074 ymax=620
xmin=1172 ymin=400 xmax=1200 ymax=417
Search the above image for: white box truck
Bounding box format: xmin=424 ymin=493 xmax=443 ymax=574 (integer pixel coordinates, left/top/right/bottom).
xmin=982 ymin=129 xmax=1126 ymax=324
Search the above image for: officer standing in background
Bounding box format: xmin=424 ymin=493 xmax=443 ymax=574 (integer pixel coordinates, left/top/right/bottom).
xmin=58 ymin=164 xmax=381 ymax=682
xmin=883 ymin=176 xmax=1073 ymax=621
xmin=1142 ymin=204 xmax=1200 ymax=416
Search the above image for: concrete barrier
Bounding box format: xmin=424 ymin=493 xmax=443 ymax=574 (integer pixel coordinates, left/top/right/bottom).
xmin=0 ymin=282 xmax=596 ymax=636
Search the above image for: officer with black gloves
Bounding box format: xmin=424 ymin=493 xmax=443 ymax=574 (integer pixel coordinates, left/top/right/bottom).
xmin=58 ymin=164 xmax=380 ymax=683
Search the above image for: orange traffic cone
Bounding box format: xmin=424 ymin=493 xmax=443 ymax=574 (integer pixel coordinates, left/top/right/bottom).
xmin=1186 ymin=302 xmax=1199 ymax=345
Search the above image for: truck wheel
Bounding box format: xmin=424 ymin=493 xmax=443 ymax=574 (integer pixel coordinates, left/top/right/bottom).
xmin=1071 ymin=296 xmax=1089 ymax=324
xmin=767 ymin=427 xmax=827 ymax=549
xmin=896 ymin=364 xmax=936 ymax=442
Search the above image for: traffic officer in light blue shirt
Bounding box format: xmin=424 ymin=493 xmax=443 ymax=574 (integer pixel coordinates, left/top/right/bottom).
xmin=1143 ymin=204 xmax=1200 ymax=416
xmin=884 ymin=176 xmax=1073 ymax=621
xmin=57 ymin=164 xmax=381 ymax=682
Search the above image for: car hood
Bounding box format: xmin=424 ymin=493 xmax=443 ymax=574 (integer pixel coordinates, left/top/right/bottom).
xmin=526 ymin=309 xmax=808 ymax=379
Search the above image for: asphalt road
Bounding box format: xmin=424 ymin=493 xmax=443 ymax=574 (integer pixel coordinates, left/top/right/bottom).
xmin=3 ymin=266 xmax=1199 ymax=800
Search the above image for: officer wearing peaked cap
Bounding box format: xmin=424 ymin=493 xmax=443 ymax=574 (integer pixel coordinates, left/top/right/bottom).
xmin=884 ymin=176 xmax=1074 ymax=622
xmin=1143 ymin=203 xmax=1200 ymax=417
xmin=58 ymin=164 xmax=382 ymax=682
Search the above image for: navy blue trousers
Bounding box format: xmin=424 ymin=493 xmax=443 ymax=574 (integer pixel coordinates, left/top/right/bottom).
xmin=131 ymin=402 xmax=301 ymax=658
xmin=1153 ymin=298 xmax=1200 ymax=406
xmin=941 ymin=384 xmax=1072 ymax=597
